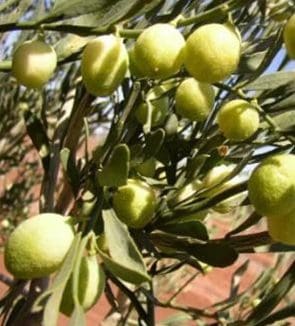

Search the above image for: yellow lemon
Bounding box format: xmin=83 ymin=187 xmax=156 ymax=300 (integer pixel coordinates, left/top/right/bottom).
xmin=60 ymin=255 xmax=105 ymax=316
xmin=217 ymin=99 xmax=260 ymax=141
xmin=133 ymin=24 xmax=185 ymax=79
xmin=113 ymin=179 xmax=156 ymax=228
xmin=184 ymin=23 xmax=241 ymax=83
xmin=175 ymin=78 xmax=215 ymax=121
xmin=12 ymin=40 xmax=57 ymax=88
xmin=81 ymin=35 xmax=128 ymax=96
xmin=283 ymin=14 xmax=295 ymax=58
xmin=248 ymin=154 xmax=295 ymax=218
xmin=4 ymin=213 xmax=74 ymax=279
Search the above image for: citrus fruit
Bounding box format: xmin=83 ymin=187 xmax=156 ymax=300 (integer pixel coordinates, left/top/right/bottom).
xmin=135 ymin=157 xmax=157 ymax=177
xmin=60 ymin=255 xmax=105 ymax=316
xmin=248 ymin=154 xmax=295 ymax=218
xmin=12 ymin=40 xmax=57 ymax=88
xmin=283 ymin=14 xmax=295 ymax=58
xmin=81 ymin=35 xmax=129 ymax=96
xmin=267 ymin=211 xmax=295 ymax=245
xmin=184 ymin=23 xmax=241 ymax=83
xmin=4 ymin=213 xmax=74 ymax=279
xmin=133 ymin=24 xmax=185 ymax=79
xmin=175 ymin=78 xmax=215 ymax=121
xmin=217 ymin=99 xmax=260 ymax=141
xmin=202 ymin=164 xmax=246 ymax=213
xmin=113 ymin=179 xmax=156 ymax=228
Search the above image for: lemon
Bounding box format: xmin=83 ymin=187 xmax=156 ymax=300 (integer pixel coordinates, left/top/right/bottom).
xmin=267 ymin=211 xmax=295 ymax=245
xmin=60 ymin=255 xmax=105 ymax=316
xmin=135 ymin=158 xmax=156 ymax=177
xmin=202 ymin=164 xmax=246 ymax=213
xmin=217 ymin=99 xmax=260 ymax=141
xmin=128 ymin=46 xmax=144 ymax=78
xmin=133 ymin=24 xmax=185 ymax=79
xmin=81 ymin=35 xmax=128 ymax=96
xmin=113 ymin=179 xmax=156 ymax=229
xmin=184 ymin=23 xmax=241 ymax=83
xmin=248 ymin=154 xmax=295 ymax=218
xmin=4 ymin=214 xmax=74 ymax=279
xmin=283 ymin=14 xmax=295 ymax=58
xmin=12 ymin=40 xmax=57 ymax=88
xmin=175 ymin=78 xmax=215 ymax=121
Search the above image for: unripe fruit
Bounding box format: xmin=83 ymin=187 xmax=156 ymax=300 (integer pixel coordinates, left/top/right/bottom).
xmin=175 ymin=78 xmax=215 ymax=121
xmin=202 ymin=165 xmax=245 ymax=213
xmin=267 ymin=211 xmax=295 ymax=245
xmin=217 ymin=99 xmax=259 ymax=141
xmin=4 ymin=214 xmax=74 ymax=279
xmin=135 ymin=97 xmax=169 ymax=127
xmin=81 ymin=35 xmax=128 ymax=96
xmin=184 ymin=24 xmax=241 ymax=83
xmin=113 ymin=179 xmax=156 ymax=229
xmin=128 ymin=46 xmax=144 ymax=78
xmin=248 ymin=154 xmax=295 ymax=218
xmin=12 ymin=40 xmax=57 ymax=88
xmin=283 ymin=14 xmax=295 ymax=58
xmin=133 ymin=24 xmax=185 ymax=79
xmin=60 ymin=256 xmax=105 ymax=316
xmin=135 ymin=158 xmax=157 ymax=177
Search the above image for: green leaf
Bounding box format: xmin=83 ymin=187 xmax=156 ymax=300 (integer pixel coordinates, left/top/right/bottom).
xmin=60 ymin=148 xmax=80 ymax=196
xmin=157 ymin=218 xmax=209 ymax=241
xmin=97 ymin=144 xmax=130 ymax=187
xmin=42 ymin=0 xmax=141 ymax=24
xmin=244 ymin=260 xmax=295 ymax=326
xmin=144 ymin=129 xmax=165 ymax=160
xmin=272 ymin=111 xmax=295 ymax=131
xmin=245 ymin=71 xmax=295 ymax=90
xmin=33 ymin=234 xmax=82 ymax=326
xmin=186 ymin=242 xmax=238 ymax=268
xmin=68 ymin=305 xmax=86 ymax=326
xmin=99 ymin=209 xmax=150 ymax=284
xmin=186 ymin=154 xmax=210 ymax=180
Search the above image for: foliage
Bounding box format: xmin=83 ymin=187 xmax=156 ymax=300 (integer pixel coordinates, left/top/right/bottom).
xmin=0 ymin=0 xmax=294 ymax=325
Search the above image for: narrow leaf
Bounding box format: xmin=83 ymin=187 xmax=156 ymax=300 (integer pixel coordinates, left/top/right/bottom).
xmin=144 ymin=129 xmax=165 ymax=160
xmin=245 ymin=71 xmax=295 ymax=90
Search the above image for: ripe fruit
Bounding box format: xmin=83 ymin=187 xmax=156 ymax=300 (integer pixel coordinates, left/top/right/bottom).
xmin=4 ymin=214 xmax=74 ymax=279
xmin=217 ymin=99 xmax=259 ymax=141
xmin=113 ymin=179 xmax=156 ymax=228
xmin=184 ymin=23 xmax=241 ymax=83
xmin=135 ymin=97 xmax=168 ymax=127
xmin=135 ymin=157 xmax=157 ymax=177
xmin=12 ymin=40 xmax=57 ymax=88
xmin=81 ymin=35 xmax=128 ymax=96
xmin=248 ymin=154 xmax=295 ymax=218
xmin=283 ymin=14 xmax=295 ymax=58
xmin=267 ymin=211 xmax=295 ymax=245
xmin=133 ymin=24 xmax=185 ymax=79
xmin=60 ymin=256 xmax=105 ymax=316
xmin=202 ymin=164 xmax=245 ymax=213
xmin=175 ymin=78 xmax=215 ymax=121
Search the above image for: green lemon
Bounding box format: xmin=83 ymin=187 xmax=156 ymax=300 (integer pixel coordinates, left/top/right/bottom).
xmin=12 ymin=40 xmax=57 ymax=88
xmin=128 ymin=46 xmax=144 ymax=78
xmin=135 ymin=157 xmax=157 ymax=177
xmin=81 ymin=35 xmax=129 ymax=96
xmin=133 ymin=24 xmax=185 ymax=79
xmin=248 ymin=154 xmax=295 ymax=218
xmin=283 ymin=14 xmax=295 ymax=58
xmin=184 ymin=23 xmax=241 ymax=83
xmin=4 ymin=213 xmax=74 ymax=279
xmin=217 ymin=99 xmax=260 ymax=141
xmin=60 ymin=255 xmax=105 ymax=316
xmin=113 ymin=179 xmax=156 ymax=229
xmin=175 ymin=78 xmax=215 ymax=121
xmin=267 ymin=210 xmax=295 ymax=245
